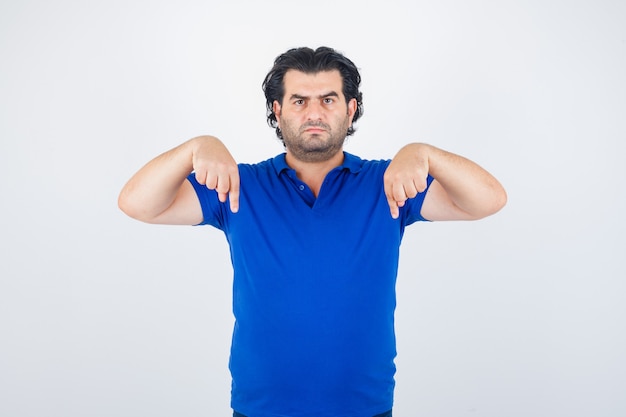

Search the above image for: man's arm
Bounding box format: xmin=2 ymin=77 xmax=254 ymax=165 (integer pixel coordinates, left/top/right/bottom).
xmin=384 ymin=143 xmax=507 ymax=221
xmin=118 ymin=135 xmax=240 ymax=225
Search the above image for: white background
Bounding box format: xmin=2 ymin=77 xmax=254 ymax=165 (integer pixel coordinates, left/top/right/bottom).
xmin=1 ymin=1 xmax=624 ymax=416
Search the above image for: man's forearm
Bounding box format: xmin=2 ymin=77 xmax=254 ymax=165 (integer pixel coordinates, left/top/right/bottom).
xmin=118 ymin=139 xmax=196 ymax=221
xmin=422 ymin=143 xmax=507 ymax=219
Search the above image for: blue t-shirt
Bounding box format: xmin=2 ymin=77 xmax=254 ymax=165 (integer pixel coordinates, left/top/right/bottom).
xmin=187 ymin=152 xmax=433 ymax=417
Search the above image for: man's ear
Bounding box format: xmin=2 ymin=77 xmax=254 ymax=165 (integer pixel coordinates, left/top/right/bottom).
xmin=272 ymin=100 xmax=281 ymax=126
xmin=347 ymin=98 xmax=357 ymax=122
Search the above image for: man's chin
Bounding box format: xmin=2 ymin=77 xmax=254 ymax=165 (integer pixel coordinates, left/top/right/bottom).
xmin=287 ymin=145 xmax=344 ymax=163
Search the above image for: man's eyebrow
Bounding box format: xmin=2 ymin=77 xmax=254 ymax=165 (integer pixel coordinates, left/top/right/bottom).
xmin=289 ymin=91 xmax=340 ymax=100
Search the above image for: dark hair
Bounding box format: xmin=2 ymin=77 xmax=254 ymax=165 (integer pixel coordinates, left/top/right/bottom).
xmin=262 ymin=46 xmax=364 ymax=142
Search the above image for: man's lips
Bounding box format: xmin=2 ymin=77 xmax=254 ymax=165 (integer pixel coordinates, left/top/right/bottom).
xmin=302 ymin=124 xmax=328 ymax=133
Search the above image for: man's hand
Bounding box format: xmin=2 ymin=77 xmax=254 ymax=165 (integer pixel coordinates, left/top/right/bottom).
xmin=384 ymin=142 xmax=507 ymax=221
xmin=191 ymin=136 xmax=240 ymax=213
xmin=384 ymin=144 xmax=431 ymax=219
xmin=118 ymin=135 xmax=240 ymax=225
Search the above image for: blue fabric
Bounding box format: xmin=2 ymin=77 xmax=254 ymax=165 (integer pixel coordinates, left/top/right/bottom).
xmin=188 ymin=152 xmax=432 ymax=417
xmin=234 ymin=409 xmax=392 ymax=417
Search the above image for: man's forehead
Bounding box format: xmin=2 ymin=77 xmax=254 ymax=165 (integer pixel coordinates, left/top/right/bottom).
xmin=283 ymin=69 xmax=344 ymax=93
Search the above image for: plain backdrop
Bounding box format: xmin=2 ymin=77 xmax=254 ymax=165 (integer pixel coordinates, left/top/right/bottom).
xmin=1 ymin=1 xmax=625 ymax=416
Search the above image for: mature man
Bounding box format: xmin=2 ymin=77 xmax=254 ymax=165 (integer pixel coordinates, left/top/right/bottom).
xmin=118 ymin=46 xmax=507 ymax=417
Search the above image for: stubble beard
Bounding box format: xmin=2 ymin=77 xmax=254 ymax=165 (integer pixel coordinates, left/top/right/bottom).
xmin=281 ymin=117 xmax=351 ymax=163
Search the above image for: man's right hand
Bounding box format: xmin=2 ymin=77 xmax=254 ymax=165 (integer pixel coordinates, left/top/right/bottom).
xmin=190 ymin=136 xmax=240 ymax=213
xmin=118 ymin=135 xmax=239 ymax=225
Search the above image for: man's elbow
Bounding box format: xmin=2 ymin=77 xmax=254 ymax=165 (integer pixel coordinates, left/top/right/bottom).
xmin=118 ymin=191 xmax=153 ymax=223
xmin=118 ymin=192 xmax=138 ymax=219
xmin=495 ymin=187 xmax=508 ymax=213
xmin=475 ymin=186 xmax=507 ymax=220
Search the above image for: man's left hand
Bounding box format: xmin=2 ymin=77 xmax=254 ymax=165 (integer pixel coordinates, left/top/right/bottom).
xmin=383 ymin=143 xmax=430 ymax=219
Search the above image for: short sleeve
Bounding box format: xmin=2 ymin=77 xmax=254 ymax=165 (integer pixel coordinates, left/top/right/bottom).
xmin=402 ymin=174 xmax=435 ymax=225
xmin=186 ymin=173 xmax=227 ymax=229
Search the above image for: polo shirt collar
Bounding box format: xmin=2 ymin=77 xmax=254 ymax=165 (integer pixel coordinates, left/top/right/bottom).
xmin=272 ymin=152 xmax=363 ymax=175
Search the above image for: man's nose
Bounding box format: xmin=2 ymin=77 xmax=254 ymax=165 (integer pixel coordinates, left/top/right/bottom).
xmin=305 ymin=100 xmax=323 ymax=120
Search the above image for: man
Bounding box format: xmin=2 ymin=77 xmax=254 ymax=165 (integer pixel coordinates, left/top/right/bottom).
xmin=118 ymin=46 xmax=507 ymax=417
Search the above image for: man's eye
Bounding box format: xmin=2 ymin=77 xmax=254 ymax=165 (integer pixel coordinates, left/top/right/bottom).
xmin=324 ymin=98 xmax=334 ymax=104
xmin=294 ymin=99 xmax=304 ymax=105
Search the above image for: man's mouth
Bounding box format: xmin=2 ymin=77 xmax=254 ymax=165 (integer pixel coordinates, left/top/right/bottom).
xmin=302 ymin=123 xmax=329 ymax=134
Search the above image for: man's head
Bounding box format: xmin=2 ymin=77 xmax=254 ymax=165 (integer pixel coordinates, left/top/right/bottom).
xmin=262 ymin=47 xmax=364 ymax=143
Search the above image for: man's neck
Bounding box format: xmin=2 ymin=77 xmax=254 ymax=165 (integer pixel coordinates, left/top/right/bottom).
xmin=285 ymin=150 xmax=344 ymax=197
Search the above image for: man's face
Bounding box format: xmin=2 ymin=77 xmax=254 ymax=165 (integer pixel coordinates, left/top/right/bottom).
xmin=273 ymin=69 xmax=357 ymax=163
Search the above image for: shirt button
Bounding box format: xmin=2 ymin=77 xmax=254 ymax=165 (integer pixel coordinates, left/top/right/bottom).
xmin=299 ymin=185 xmax=305 ymax=191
